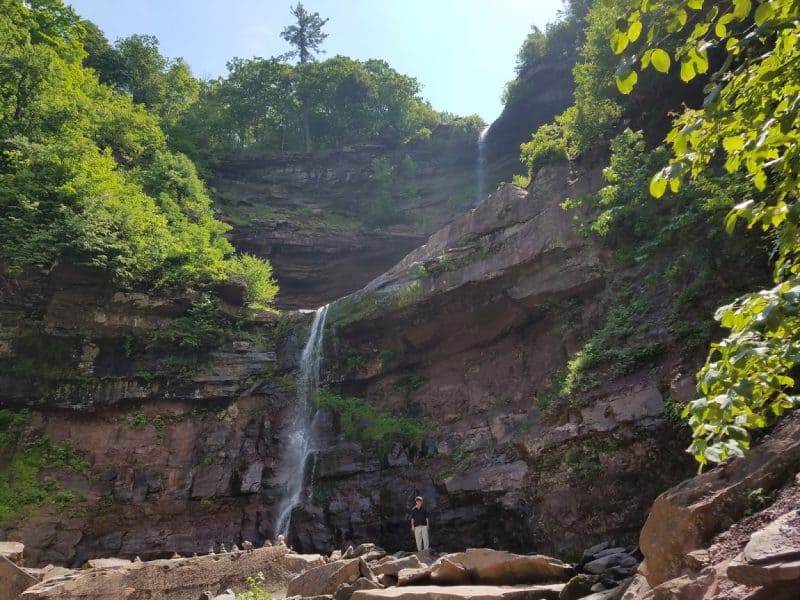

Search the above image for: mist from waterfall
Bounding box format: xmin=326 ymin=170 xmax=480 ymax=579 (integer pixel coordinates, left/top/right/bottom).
xmin=476 ymin=125 xmax=490 ymax=205
xmin=273 ymin=303 xmax=329 ymax=541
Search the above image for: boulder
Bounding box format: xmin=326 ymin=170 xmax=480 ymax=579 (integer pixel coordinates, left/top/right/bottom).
xmin=84 ymin=558 xmax=131 ymax=569
xmin=397 ymin=566 xmax=432 ymax=586
xmin=583 ymin=553 xmax=637 ymax=575
xmin=727 ymin=510 xmax=800 ymax=586
xmin=352 ymin=544 xmax=386 ymax=561
xmin=0 ymin=541 xmax=25 ymax=565
xmin=350 ymin=584 xmax=566 ymax=600
xmin=444 ymin=548 xmax=573 ymax=584
xmin=374 ymin=556 xmax=423 ymax=577
xmin=333 ymin=577 xmax=383 ymax=600
xmin=1 ymin=554 xmax=38 ymax=600
xmin=638 ymin=413 xmax=800 ymax=587
xmin=559 ymin=574 xmax=600 ymax=600
xmin=430 ymin=557 xmax=470 ymax=585
xmin=287 ymin=559 xmax=362 ymax=597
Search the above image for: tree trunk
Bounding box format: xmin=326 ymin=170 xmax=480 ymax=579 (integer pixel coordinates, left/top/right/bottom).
xmin=302 ymin=99 xmax=312 ymax=153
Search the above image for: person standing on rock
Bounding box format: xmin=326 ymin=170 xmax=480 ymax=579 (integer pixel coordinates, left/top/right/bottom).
xmin=410 ymin=496 xmax=430 ymax=551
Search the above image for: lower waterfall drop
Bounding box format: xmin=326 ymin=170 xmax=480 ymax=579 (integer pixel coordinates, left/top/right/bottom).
xmin=273 ymin=303 xmax=329 ymax=541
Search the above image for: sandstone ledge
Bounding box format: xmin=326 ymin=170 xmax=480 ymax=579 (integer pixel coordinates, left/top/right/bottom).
xmin=350 ymin=584 xmax=565 ymax=600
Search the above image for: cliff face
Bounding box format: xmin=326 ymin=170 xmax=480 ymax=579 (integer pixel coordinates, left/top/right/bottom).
xmin=284 ymin=162 xmax=701 ymax=555
xmin=0 ymin=264 xmax=311 ymax=565
xmin=213 ymin=129 xmax=480 ymax=310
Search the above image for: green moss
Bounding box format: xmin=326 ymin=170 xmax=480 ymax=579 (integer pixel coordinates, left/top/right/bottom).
xmin=396 ymin=282 xmax=423 ymax=307
xmin=315 ymin=387 xmax=427 ymax=447
xmin=331 ymin=292 xmax=380 ymax=327
xmin=0 ymin=410 xmax=89 ymax=522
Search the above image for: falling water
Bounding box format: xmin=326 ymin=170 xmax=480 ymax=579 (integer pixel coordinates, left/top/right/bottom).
xmin=273 ymin=303 xmax=329 ymax=540
xmin=475 ymin=125 xmax=490 ymax=204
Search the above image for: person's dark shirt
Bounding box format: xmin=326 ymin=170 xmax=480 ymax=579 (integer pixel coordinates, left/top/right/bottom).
xmin=410 ymin=505 xmax=428 ymax=527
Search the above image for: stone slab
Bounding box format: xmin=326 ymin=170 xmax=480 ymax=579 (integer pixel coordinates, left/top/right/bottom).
xmin=1 ymin=554 xmax=38 ymax=600
xmin=351 ymin=584 xmax=565 ymax=600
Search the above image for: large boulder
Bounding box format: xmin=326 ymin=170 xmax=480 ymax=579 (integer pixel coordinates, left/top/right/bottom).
xmin=374 ymin=556 xmax=423 ymax=577
xmin=287 ymin=559 xmax=363 ymax=598
xmin=430 ymin=557 xmax=469 ymax=585
xmin=442 ymin=548 xmax=573 ymax=585
xmin=639 ymin=413 xmax=800 ymax=587
xmin=1 ymin=554 xmax=38 ymax=600
xmin=20 ymin=546 xmax=310 ymax=599
xmin=351 ymin=584 xmax=566 ymax=600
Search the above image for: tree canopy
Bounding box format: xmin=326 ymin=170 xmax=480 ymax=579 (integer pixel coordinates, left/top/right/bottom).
xmin=0 ymin=0 xmax=277 ymax=307
xmin=611 ymin=0 xmax=800 ymax=468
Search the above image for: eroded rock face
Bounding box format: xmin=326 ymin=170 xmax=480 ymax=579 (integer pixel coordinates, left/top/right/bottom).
xmin=214 ymin=131 xmax=478 ymax=310
xmin=20 ymin=546 xmax=313 ymax=600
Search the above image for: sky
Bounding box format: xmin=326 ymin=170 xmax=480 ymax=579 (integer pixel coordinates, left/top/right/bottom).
xmin=66 ymin=0 xmax=565 ymax=123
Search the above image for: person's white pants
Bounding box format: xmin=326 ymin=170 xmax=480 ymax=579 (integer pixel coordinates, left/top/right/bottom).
xmin=414 ymin=525 xmax=429 ymax=551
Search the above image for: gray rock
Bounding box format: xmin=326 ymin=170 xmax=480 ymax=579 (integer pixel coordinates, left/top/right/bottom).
xmin=212 ymin=589 xmax=236 ymax=600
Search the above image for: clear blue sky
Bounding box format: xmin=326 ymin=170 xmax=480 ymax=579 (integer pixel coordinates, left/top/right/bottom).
xmin=67 ymin=0 xmax=564 ymax=123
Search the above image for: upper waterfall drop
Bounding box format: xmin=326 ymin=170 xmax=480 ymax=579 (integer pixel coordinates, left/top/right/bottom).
xmin=476 ymin=125 xmax=490 ymax=205
xmin=273 ymin=303 xmax=329 ymax=541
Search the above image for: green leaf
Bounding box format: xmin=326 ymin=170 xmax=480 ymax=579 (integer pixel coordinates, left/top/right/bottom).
xmin=610 ymin=31 xmax=630 ymax=55
xmin=754 ymin=170 xmax=767 ymax=191
xmin=627 ymin=20 xmax=643 ymax=42
xmin=680 ymin=58 xmax=697 ymax=82
xmin=687 ymin=0 xmax=703 ymax=9
xmin=649 ymin=173 xmax=667 ymax=198
xmin=723 ymin=136 xmax=745 ymax=152
xmin=754 ymin=2 xmax=774 ymax=25
xmin=733 ymin=0 xmax=752 ymax=20
xmin=651 ymin=48 xmax=671 ymax=73
xmin=615 ymin=69 xmax=638 ymax=94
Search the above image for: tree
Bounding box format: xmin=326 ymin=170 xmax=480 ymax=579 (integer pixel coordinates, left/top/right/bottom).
xmin=280 ymin=2 xmax=329 ymax=152
xmin=612 ymin=0 xmax=800 ymax=468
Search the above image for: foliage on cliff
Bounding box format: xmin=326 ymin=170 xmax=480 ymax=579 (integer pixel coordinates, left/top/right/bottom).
xmin=611 ymin=0 xmax=800 ymax=467
xmin=0 ymin=0 xmax=277 ymax=307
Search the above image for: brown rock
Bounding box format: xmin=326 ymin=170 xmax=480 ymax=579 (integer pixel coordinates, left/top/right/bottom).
xmin=639 ymin=413 xmax=800 ymax=587
xmin=444 ymin=548 xmax=573 ymax=584
xmin=396 ymin=566 xmax=432 ymax=586
xmin=0 ymin=541 xmax=25 ymax=565
xmin=85 ymin=558 xmax=131 ymax=569
xmin=20 ymin=546 xmax=304 ymax=599
xmin=430 ymin=557 xmax=469 ymax=585
xmin=374 ymin=556 xmax=423 ymax=577
xmin=1 ymin=554 xmax=38 ymax=599
xmin=351 ymin=584 xmax=565 ymax=600
xmin=287 ymin=559 xmax=362 ymax=598
xmin=333 ymin=577 xmax=384 ymax=600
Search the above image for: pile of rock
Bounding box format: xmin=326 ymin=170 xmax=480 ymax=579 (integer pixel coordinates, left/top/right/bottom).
xmin=282 ymin=541 xmax=647 ymax=600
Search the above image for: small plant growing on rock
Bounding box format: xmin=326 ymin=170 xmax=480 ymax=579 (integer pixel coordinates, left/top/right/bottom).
xmin=237 ymin=572 xmax=272 ymax=600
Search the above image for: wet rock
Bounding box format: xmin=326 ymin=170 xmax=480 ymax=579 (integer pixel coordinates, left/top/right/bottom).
xmin=287 ymin=559 xmax=363 ymax=597
xmin=559 ymin=573 xmax=601 ymax=600
xmin=583 ymin=553 xmax=637 ymax=575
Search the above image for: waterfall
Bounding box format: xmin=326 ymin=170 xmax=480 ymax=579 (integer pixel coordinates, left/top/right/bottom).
xmin=273 ymin=303 xmax=329 ymax=541
xmin=476 ymin=125 xmax=490 ymax=205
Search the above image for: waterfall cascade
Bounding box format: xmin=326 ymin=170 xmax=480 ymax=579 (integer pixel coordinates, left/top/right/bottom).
xmin=273 ymin=303 xmax=329 ymax=540
xmin=475 ymin=125 xmax=490 ymax=205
